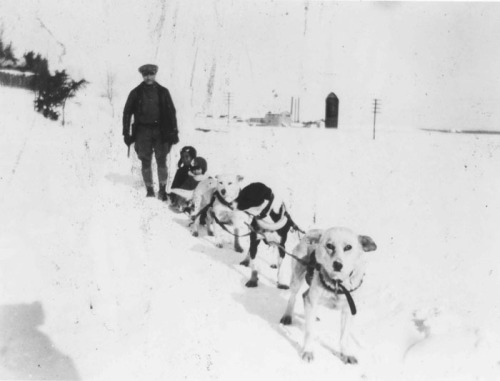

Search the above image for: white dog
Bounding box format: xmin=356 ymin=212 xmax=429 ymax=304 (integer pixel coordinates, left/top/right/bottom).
xmin=280 ymin=227 xmax=377 ymax=364
xmin=168 ymin=176 xmax=216 ymax=213
xmin=184 ymin=177 xmax=218 ymax=236
xmin=205 ymin=174 xmax=250 ymax=252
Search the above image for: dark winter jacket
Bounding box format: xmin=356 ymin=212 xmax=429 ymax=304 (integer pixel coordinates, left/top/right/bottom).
xmin=171 ymin=165 xmax=191 ymax=189
xmin=122 ymin=82 xmax=178 ymax=143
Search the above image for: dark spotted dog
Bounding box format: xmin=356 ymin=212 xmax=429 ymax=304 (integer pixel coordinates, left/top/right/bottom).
xmin=235 ymin=182 xmax=299 ymax=288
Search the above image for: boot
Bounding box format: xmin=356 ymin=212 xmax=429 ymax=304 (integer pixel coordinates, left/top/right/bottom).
xmin=146 ymin=186 xmax=155 ymax=197
xmin=158 ymin=184 xmax=168 ymax=201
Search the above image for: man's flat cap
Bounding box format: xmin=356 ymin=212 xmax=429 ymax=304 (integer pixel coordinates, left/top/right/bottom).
xmin=138 ymin=64 xmax=158 ymax=75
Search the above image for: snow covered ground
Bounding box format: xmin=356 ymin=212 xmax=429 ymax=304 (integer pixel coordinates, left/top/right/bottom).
xmin=1 ymin=86 xmax=500 ymax=380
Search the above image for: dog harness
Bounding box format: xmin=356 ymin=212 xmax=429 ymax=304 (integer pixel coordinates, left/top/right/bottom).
xmin=306 ymin=251 xmax=363 ymax=316
xmin=249 ymin=193 xmax=299 ymax=233
xmin=190 ymin=190 xmax=231 ymax=222
xmin=193 ymin=191 xmax=251 ymax=237
xmin=214 ymin=191 xmax=234 ymax=209
xmin=257 ymin=192 xmax=275 ymax=219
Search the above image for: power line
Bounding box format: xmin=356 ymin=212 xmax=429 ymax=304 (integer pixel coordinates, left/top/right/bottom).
xmin=225 ymin=92 xmax=232 ymax=125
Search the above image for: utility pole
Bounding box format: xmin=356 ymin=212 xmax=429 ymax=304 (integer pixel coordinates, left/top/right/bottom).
xmin=297 ymin=97 xmax=301 ymax=123
xmin=372 ymin=99 xmax=381 ymax=140
xmin=225 ymin=92 xmax=232 ymax=125
xmin=293 ymin=97 xmax=301 ymax=123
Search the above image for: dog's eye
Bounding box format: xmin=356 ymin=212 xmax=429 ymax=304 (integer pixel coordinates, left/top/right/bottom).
xmin=344 ymin=245 xmax=352 ymax=251
xmin=326 ymin=243 xmax=335 ymax=252
xmin=228 ymin=182 xmax=233 ymax=185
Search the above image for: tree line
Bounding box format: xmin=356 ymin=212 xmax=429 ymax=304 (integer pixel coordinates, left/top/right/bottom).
xmin=1 ymin=33 xmax=87 ymax=124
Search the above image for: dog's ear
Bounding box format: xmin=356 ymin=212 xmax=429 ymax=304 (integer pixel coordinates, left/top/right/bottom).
xmin=306 ymin=229 xmax=323 ymax=245
xmin=359 ymin=235 xmax=377 ymax=252
xmin=237 ymin=175 xmax=244 ymax=182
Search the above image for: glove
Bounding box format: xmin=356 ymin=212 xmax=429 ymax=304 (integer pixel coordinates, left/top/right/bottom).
xmin=124 ymin=135 xmax=134 ymax=146
xmin=164 ymin=131 xmax=179 ymax=145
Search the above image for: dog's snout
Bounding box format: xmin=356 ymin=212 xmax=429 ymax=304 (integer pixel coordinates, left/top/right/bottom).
xmin=333 ymin=261 xmax=343 ymax=272
xmin=221 ymin=189 xmax=226 ymax=195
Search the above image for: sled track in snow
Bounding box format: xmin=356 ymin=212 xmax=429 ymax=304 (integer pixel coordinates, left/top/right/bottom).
xmin=2 ymin=115 xmax=36 ymax=194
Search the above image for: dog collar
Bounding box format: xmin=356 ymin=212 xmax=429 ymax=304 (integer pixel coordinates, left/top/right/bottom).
xmin=317 ymin=267 xmax=363 ymax=316
xmin=215 ymin=191 xmax=234 ymax=209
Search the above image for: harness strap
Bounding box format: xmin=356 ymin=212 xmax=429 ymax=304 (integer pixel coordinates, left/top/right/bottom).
xmin=190 ymin=199 xmax=213 ymax=222
xmin=211 ymin=211 xmax=252 ymax=238
xmin=317 ymin=268 xmax=363 ymax=316
xmin=215 ymin=191 xmax=234 ymax=209
xmin=338 ymin=282 xmax=358 ymax=316
xmin=245 ymin=222 xmax=309 ymax=265
xmin=189 ymin=190 xmax=227 ymax=223
xmin=258 ymin=192 xmax=274 ymax=219
xmin=241 ymin=194 xmax=305 ymax=235
xmin=305 ymin=250 xmax=320 ymax=285
xmin=189 ymin=191 xmax=251 ymax=238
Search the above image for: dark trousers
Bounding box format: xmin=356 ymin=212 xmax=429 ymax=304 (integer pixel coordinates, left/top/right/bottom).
xmin=134 ymin=125 xmax=171 ymax=187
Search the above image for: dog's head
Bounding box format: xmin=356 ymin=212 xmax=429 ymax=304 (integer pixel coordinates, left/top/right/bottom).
xmin=314 ymin=227 xmax=377 ymax=284
xmin=235 ymin=182 xmax=273 ymax=215
xmin=215 ymin=174 xmax=244 ymax=202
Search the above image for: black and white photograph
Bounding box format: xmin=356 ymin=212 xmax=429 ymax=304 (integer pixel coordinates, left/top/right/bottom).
xmin=0 ymin=1 xmax=499 ymax=380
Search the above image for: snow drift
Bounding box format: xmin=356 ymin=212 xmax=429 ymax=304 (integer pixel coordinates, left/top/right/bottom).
xmin=0 ymin=86 xmax=499 ymax=380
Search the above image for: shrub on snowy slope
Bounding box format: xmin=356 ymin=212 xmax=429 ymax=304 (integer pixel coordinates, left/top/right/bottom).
xmin=33 ymin=69 xmax=87 ymax=123
xmin=0 ymin=36 xmax=17 ymax=67
xmin=23 ymin=50 xmax=88 ymax=124
xmin=0 ymin=33 xmax=88 ymax=124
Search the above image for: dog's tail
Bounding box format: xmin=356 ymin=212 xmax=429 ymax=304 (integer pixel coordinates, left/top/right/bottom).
xmin=284 ymin=209 xmax=305 ymax=234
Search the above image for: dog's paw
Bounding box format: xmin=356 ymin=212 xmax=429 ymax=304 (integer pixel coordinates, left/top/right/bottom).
xmin=239 ymin=259 xmax=250 ymax=267
xmin=339 ymin=353 xmax=358 ymax=365
xmin=280 ymin=315 xmax=292 ymax=325
xmin=270 ymin=264 xmax=278 ymax=269
xmin=245 ymin=279 xmax=258 ymax=288
xmin=277 ymin=283 xmax=289 ymax=290
xmin=191 ymin=231 xmax=199 ymax=237
xmin=207 ymin=231 xmax=214 ymax=237
xmin=235 ymin=246 xmax=244 ymax=253
xmin=301 ymin=351 xmax=314 ymax=362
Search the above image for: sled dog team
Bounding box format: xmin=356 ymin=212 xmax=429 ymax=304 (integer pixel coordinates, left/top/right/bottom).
xmin=166 ymin=146 xmax=377 ymax=364
xmin=123 ymin=62 xmax=377 ymax=365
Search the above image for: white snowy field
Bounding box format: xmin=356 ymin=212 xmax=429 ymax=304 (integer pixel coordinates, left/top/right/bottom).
xmin=1 ymin=86 xmax=500 ymax=381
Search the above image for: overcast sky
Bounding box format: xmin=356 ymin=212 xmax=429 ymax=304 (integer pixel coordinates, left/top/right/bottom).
xmin=1 ymin=0 xmax=500 ymax=130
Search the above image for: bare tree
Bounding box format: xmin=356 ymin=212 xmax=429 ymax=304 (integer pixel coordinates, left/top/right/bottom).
xmin=104 ymin=69 xmax=116 ymax=117
xmin=61 ymin=77 xmax=88 ymax=126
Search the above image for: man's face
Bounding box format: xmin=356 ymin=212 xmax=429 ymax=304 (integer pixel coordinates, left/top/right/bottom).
xmin=142 ymin=72 xmax=156 ymax=85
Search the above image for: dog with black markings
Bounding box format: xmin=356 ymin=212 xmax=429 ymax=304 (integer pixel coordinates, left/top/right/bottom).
xmin=279 ymin=227 xmax=377 ymax=364
xmin=234 ymin=182 xmax=299 ymax=289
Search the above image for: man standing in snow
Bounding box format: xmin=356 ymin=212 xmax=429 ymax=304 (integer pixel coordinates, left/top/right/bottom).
xmin=122 ymin=64 xmax=179 ymax=200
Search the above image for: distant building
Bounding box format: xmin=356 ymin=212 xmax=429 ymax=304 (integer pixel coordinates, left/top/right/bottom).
xmin=248 ymin=117 xmax=265 ymax=124
xmin=325 ymin=92 xmax=339 ymax=128
xmin=248 ymin=111 xmax=291 ymax=127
